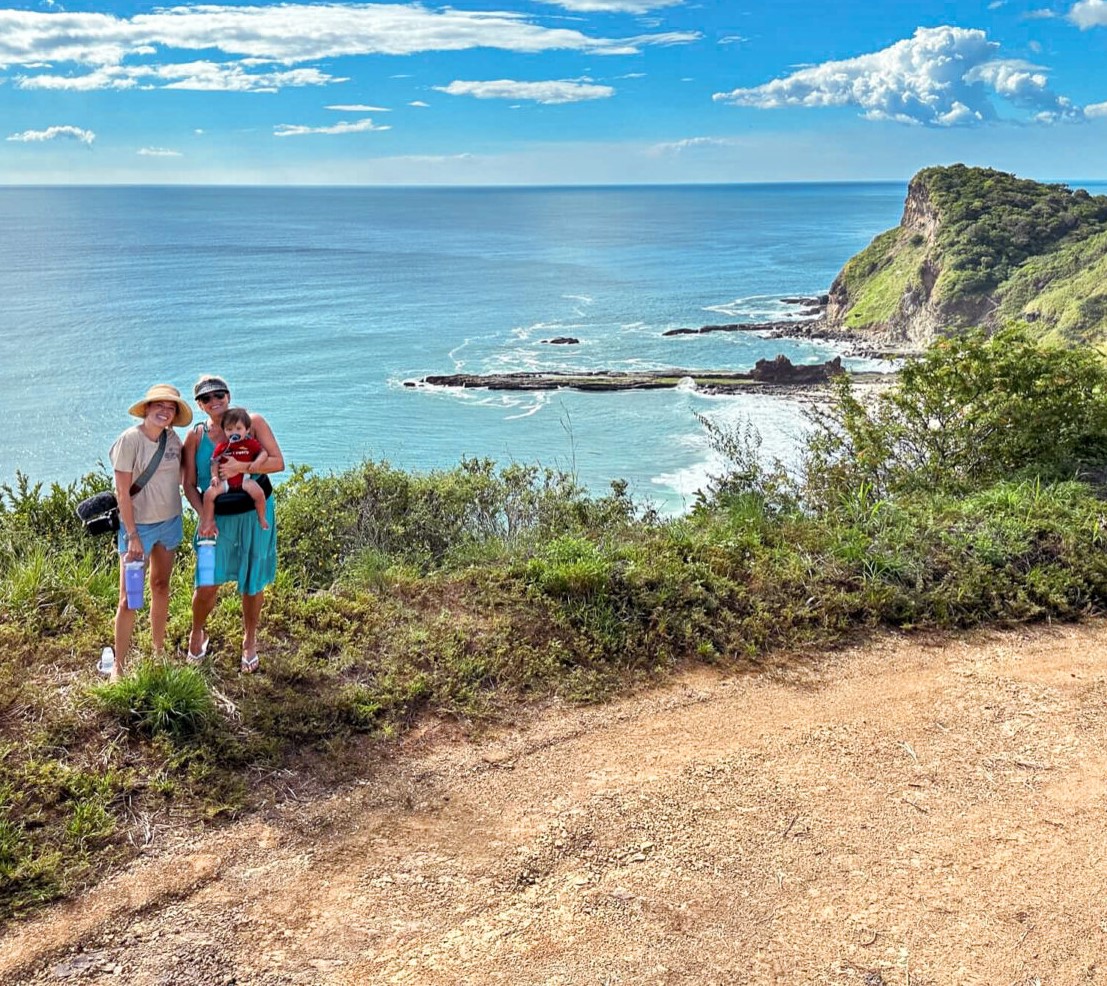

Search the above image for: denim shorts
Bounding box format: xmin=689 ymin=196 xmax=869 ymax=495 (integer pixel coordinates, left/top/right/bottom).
xmin=116 ymin=514 xmax=184 ymax=555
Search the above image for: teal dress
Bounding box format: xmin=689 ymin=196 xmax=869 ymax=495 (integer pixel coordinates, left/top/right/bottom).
xmin=194 ymin=426 xmax=277 ymax=595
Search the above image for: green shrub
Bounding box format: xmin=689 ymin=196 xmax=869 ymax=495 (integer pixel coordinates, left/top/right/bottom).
xmin=276 ymin=458 xmax=609 ymax=588
xmin=801 ymin=326 xmax=1107 ymax=504
xmin=525 ymin=536 xmax=612 ymax=600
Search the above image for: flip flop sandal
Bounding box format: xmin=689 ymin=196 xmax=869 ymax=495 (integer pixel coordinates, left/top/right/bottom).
xmin=186 ymin=633 xmax=210 ymax=664
xmin=241 ymin=651 xmax=260 ymax=674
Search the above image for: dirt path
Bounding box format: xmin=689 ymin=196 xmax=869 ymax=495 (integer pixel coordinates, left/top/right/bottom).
xmin=4 ymin=623 xmax=1107 ymax=985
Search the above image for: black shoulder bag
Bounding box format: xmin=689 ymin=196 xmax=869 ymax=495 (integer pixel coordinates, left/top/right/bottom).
xmin=76 ymin=430 xmax=168 ymax=536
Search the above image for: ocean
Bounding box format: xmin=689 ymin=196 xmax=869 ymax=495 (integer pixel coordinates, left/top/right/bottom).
xmin=0 ymin=181 xmax=1061 ymax=512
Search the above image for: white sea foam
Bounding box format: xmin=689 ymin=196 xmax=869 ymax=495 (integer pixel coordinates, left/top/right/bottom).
xmin=652 ymin=460 xmax=715 ymax=505
xmin=448 ymin=338 xmax=470 ymax=369
xmin=511 ymin=320 xmax=585 ymax=342
xmin=505 ymin=391 xmax=550 ymax=420
xmin=650 ymin=393 xmax=811 ymax=505
xmin=704 ymin=293 xmax=823 ymax=322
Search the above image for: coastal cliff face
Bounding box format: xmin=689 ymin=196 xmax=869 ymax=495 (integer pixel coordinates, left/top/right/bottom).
xmin=825 ymin=165 xmax=1107 ymax=346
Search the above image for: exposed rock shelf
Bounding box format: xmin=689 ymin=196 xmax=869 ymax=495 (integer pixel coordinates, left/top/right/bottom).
xmin=408 ymin=356 xmax=894 ymax=395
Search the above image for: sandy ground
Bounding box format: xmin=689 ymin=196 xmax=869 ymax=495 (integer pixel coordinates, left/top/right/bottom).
xmin=3 ymin=622 xmax=1107 ymax=985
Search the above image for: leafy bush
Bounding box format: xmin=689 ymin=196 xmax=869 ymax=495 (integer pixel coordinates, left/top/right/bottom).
xmin=276 ymin=458 xmax=627 ymax=588
xmin=801 ymin=326 xmax=1107 ymax=503
xmin=525 ymin=536 xmax=613 ymax=600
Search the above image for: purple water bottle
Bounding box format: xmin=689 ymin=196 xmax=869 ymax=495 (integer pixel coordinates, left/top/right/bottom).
xmin=124 ymin=560 xmax=145 ymax=610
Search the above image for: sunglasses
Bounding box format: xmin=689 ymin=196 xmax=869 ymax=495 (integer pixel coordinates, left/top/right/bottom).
xmin=197 ymin=390 xmax=228 ymax=404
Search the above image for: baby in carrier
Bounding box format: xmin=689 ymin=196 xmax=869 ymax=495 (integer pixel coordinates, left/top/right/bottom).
xmin=202 ymin=407 xmax=270 ymax=530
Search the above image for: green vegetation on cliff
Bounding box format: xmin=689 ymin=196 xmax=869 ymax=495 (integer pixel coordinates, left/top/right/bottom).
xmin=4 ymin=328 xmax=1107 ymax=920
xmin=830 ymin=164 xmax=1107 ymax=342
xmin=834 ymin=228 xmax=926 ymax=329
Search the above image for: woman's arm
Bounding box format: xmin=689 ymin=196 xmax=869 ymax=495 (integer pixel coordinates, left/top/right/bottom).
xmin=114 ymin=470 xmax=143 ymax=561
xmin=220 ymin=412 xmax=284 ymax=477
xmin=183 ymin=426 xmax=218 ymax=538
xmin=181 ymin=426 xmax=205 ymax=515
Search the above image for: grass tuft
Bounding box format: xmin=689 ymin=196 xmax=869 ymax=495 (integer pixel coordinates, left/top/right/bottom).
xmin=92 ymin=661 xmax=215 ymax=740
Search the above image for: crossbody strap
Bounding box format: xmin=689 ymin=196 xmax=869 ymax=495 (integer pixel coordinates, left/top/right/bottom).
xmin=128 ymin=430 xmax=168 ymax=497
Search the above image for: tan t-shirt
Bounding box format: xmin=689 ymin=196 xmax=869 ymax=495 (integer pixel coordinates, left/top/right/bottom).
xmin=109 ymin=426 xmax=184 ymax=525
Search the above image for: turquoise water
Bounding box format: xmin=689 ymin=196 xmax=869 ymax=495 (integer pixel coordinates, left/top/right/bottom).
xmin=0 ymin=183 xmax=984 ymax=510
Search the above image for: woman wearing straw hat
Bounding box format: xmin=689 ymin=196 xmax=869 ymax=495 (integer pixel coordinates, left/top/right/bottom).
xmin=182 ymin=375 xmax=283 ymax=674
xmin=106 ymin=384 xmax=192 ymax=680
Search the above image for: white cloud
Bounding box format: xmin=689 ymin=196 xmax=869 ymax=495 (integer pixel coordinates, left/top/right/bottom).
xmin=1069 ymin=0 xmax=1107 ymax=27
xmin=434 ymin=78 xmax=615 ymax=104
xmin=618 ymin=31 xmax=698 ymax=49
xmin=6 ymin=124 xmax=94 ymax=144
xmin=964 ymin=59 xmax=1077 ymax=122
xmin=532 ymin=0 xmax=684 ymax=10
xmin=616 ymin=71 xmax=645 ymax=79
xmin=17 ymin=61 xmax=341 ymax=92
xmin=325 ymin=103 xmax=389 ymax=112
xmin=1085 ymin=100 xmax=1107 ymax=116
xmin=161 ymin=63 xmax=339 ymax=92
xmin=1022 ymin=8 xmax=1057 ymax=18
xmin=393 ymin=152 xmax=474 ymax=163
xmin=649 ymin=136 xmax=735 ymax=155
xmin=713 ymin=26 xmax=1082 ymax=126
xmin=274 ymin=117 xmax=390 ymax=137
xmin=409 ymin=100 xmax=429 ymax=107
xmin=719 ymin=35 xmax=748 ymax=45
xmin=0 ymin=4 xmax=696 ymax=75
xmin=988 ymin=1 xmax=1006 ymax=8
xmin=138 ymin=146 xmax=182 ymax=156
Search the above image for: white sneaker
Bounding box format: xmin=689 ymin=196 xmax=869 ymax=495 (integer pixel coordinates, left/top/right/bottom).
xmin=98 ymin=646 xmax=115 ymax=676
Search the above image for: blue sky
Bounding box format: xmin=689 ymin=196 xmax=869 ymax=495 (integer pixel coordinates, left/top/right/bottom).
xmin=2 ymin=0 xmax=1107 ymax=184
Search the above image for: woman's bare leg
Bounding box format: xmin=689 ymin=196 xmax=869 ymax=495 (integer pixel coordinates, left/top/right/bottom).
xmin=147 ymin=543 xmax=175 ymax=657
xmin=190 ymin=585 xmax=219 ymax=656
xmin=113 ymin=559 xmax=136 ymax=680
xmin=242 ymin=590 xmax=264 ymax=662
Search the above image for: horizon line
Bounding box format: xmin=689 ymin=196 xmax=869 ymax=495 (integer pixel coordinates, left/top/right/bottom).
xmin=2 ymin=176 xmax=1105 ymax=191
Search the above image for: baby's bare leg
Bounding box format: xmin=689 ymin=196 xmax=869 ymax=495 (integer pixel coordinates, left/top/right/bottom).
xmin=243 ymin=478 xmax=269 ymax=530
xmin=202 ymin=481 xmax=225 ymax=530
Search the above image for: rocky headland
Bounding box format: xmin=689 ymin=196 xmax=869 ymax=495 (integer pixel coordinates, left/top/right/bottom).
xmin=822 ymin=164 xmax=1107 ymax=347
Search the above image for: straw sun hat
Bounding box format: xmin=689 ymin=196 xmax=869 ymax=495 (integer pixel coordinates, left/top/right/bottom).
xmin=128 ymin=384 xmax=193 ymax=427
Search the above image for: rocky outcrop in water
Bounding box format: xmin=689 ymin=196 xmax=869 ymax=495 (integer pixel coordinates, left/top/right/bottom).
xmin=409 ymin=356 xmax=866 ymax=395
xmin=750 ymin=354 xmax=843 ymax=383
